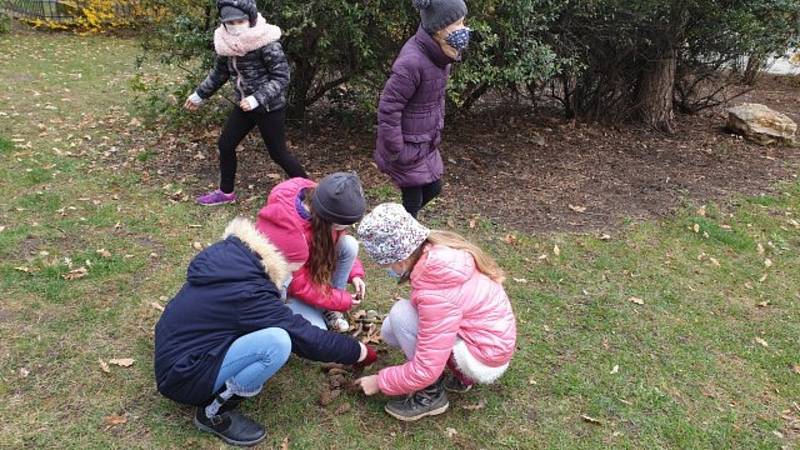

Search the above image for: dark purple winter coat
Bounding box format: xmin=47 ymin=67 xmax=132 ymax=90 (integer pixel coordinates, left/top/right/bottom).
xmin=375 ymin=26 xmax=453 ymax=188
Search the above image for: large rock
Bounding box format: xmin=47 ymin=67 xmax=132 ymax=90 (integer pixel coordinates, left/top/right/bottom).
xmin=727 ymin=103 xmax=797 ymax=146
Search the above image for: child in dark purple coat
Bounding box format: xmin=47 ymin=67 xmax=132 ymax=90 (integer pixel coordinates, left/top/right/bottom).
xmin=375 ymin=0 xmax=471 ymax=218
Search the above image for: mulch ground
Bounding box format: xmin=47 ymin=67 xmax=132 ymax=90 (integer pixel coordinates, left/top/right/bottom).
xmin=145 ymin=75 xmax=800 ymax=233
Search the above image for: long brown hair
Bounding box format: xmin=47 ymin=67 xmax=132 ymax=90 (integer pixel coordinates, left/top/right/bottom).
xmin=424 ymin=230 xmax=505 ymax=284
xmin=305 ymin=188 xmax=336 ymax=289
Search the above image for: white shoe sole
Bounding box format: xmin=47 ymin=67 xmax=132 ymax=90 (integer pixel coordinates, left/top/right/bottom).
xmin=384 ymin=402 xmax=450 ymax=422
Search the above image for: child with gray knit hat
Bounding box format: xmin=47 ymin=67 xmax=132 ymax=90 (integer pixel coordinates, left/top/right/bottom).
xmin=374 ymin=0 xmax=471 ymax=218
xmin=354 ymin=203 xmax=517 ymax=421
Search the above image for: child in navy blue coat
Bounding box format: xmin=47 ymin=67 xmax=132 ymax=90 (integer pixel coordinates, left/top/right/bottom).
xmin=154 ymin=217 xmax=376 ymax=446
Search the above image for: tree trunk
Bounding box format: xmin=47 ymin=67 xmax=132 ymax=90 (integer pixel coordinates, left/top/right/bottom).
xmin=742 ymin=53 xmax=764 ymax=86
xmin=636 ymin=50 xmax=677 ymax=133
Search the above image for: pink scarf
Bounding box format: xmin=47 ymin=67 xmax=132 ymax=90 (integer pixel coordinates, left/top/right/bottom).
xmin=214 ymin=14 xmax=281 ymax=57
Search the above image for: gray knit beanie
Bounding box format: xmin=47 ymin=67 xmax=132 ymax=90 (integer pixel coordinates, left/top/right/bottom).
xmin=413 ymin=0 xmax=468 ymax=34
xmin=358 ymin=203 xmax=431 ymax=265
xmin=312 ymin=172 xmax=366 ymax=225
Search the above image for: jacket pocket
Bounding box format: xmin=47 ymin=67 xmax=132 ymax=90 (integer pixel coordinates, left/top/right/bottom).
xmin=399 ymin=134 xmax=432 ymax=166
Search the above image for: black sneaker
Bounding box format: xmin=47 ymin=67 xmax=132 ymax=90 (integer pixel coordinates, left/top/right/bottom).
xmin=193 ymin=404 xmax=266 ymax=447
xmin=384 ymin=377 xmax=449 ymax=421
xmin=444 ymin=372 xmax=473 ymax=393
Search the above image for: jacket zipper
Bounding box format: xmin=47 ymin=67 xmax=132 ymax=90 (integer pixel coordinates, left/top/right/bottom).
xmin=231 ymin=56 xmax=270 ymax=112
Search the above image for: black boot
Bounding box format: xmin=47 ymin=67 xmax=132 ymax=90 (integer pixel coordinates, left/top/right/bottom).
xmin=194 ymin=393 xmax=266 ymax=447
xmin=384 ymin=376 xmax=449 ymax=421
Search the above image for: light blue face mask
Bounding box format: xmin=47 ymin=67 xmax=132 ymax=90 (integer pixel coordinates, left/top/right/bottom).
xmin=445 ymin=27 xmax=472 ymax=52
xmin=386 ymin=268 xmax=402 ymax=279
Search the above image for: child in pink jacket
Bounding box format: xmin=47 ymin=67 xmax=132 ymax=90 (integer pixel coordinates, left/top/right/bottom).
xmin=255 ymin=173 xmax=367 ymax=332
xmin=355 ymin=203 xmax=516 ymax=421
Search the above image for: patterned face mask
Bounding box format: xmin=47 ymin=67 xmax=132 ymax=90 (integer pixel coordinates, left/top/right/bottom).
xmin=445 ymin=27 xmax=472 ymax=51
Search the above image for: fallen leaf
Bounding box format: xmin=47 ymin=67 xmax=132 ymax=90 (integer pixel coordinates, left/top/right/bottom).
xmin=759 ymin=274 xmax=768 ymax=282
xmin=0 ymin=225 xmax=5 ymax=232
xmin=468 ymin=218 xmax=476 ymax=229
xmin=280 ymin=436 xmax=289 ymax=450
xmin=697 ymin=206 xmax=706 ymax=217
xmin=757 ymin=243 xmax=765 ymax=255
xmin=772 ymin=430 xmax=784 ymax=439
xmin=789 ymin=219 xmax=799 ymax=229
xmin=96 ymin=248 xmax=112 ymax=258
xmin=99 ymin=359 xmax=110 ymax=373
xmin=62 ymin=267 xmax=88 ymax=281
xmin=528 ymin=376 xmax=537 ymax=385
xmin=791 ymin=364 xmax=800 ymax=375
xmin=445 ymin=427 xmax=458 ymax=438
xmin=610 ymin=365 xmax=619 ymax=375
xmin=14 ymin=266 xmax=33 ymax=273
xmin=462 ymin=399 xmax=486 ymax=411
xmin=150 ymin=302 xmax=165 ymax=312
xmin=581 ymin=414 xmax=602 ymax=425
xmin=757 ymin=301 xmax=769 ymax=308
xmin=19 ymin=367 xmax=30 ymax=378
xmin=764 ymin=258 xmax=773 ymax=268
xmin=503 ymin=234 xmax=517 ymax=245
xmin=568 ymin=204 xmax=587 ymax=213
xmin=192 ymin=242 xmax=203 ymax=251
xmin=319 ymin=387 xmax=341 ymax=406
xmin=103 ymin=414 xmax=127 ymax=429
xmin=628 ymin=296 xmax=645 ymax=305
xmin=709 ymin=257 xmax=720 ymax=267
xmin=599 ymin=234 xmax=611 ymax=241
xmin=553 ymin=244 xmax=560 ymax=256
xmin=108 ymin=358 xmax=135 ymax=367
xmin=513 ymin=278 xmax=528 ymax=284
xmin=693 ymin=223 xmax=700 ymax=233
xmin=755 ymin=337 xmax=769 ymax=348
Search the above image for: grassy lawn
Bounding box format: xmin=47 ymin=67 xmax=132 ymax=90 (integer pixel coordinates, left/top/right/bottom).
xmin=1 ymin=32 xmax=799 ymax=449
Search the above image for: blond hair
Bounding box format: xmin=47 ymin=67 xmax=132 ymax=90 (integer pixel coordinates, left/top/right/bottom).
xmin=426 ymin=230 xmax=505 ymax=284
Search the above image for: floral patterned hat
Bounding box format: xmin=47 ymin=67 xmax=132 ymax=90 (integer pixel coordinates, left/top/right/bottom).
xmin=357 ymin=203 xmax=430 ymax=265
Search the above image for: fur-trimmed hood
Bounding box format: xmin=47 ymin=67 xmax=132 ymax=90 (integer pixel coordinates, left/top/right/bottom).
xmin=222 ymin=217 xmax=290 ymax=286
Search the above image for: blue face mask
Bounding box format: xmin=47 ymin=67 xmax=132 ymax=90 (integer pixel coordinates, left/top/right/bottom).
xmin=386 ymin=268 xmax=402 ymax=279
xmin=445 ymin=27 xmax=471 ymax=52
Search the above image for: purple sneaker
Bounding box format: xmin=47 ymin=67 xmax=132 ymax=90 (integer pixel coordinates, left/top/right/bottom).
xmin=196 ymin=189 xmax=237 ymax=206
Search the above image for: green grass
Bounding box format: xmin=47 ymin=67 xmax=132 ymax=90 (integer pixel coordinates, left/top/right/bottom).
xmin=1 ymin=31 xmax=799 ymax=449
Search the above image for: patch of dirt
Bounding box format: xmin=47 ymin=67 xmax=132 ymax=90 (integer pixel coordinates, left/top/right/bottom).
xmin=142 ymin=76 xmax=800 ymax=233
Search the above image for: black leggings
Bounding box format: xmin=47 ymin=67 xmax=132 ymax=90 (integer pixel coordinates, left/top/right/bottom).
xmin=401 ymin=179 xmax=442 ymax=218
xmin=218 ymin=106 xmax=307 ymax=193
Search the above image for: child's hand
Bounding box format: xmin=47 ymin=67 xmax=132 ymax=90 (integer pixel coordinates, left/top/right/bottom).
xmin=239 ymin=98 xmax=254 ymax=111
xmin=183 ymin=98 xmax=200 ymax=111
xmin=351 ymin=294 xmax=362 ymax=306
xmin=352 ymin=277 xmax=366 ymax=302
xmin=354 ymin=375 xmax=380 ymax=396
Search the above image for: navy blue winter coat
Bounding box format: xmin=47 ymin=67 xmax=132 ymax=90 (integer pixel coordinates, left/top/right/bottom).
xmin=154 ymin=218 xmax=361 ymax=406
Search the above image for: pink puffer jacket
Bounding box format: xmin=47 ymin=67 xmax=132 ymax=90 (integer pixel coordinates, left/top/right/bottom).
xmin=378 ymin=244 xmax=516 ymax=396
xmin=255 ymin=178 xmax=365 ymax=311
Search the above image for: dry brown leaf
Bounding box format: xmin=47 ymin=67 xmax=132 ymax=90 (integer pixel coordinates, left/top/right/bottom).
xmin=610 ymin=365 xmax=619 ymax=375
xmin=96 ymin=248 xmax=112 ymax=258
xmin=14 ymin=266 xmax=33 ymax=273
xmin=709 ymin=257 xmax=721 ymax=267
xmin=755 ymin=337 xmax=769 ymax=348
xmin=150 ymin=302 xmax=165 ymax=312
xmin=192 ymin=242 xmax=203 ymax=251
xmin=99 ymin=359 xmax=110 ymax=374
xmin=19 ymin=367 xmax=30 ymax=378
xmin=503 ymin=234 xmax=517 ymax=245
xmin=553 ymin=244 xmax=561 ymax=256
xmin=568 ymin=204 xmax=587 ymax=213
xmin=757 ymin=301 xmax=769 ymax=308
xmin=280 ymin=436 xmax=289 ymax=450
xmin=103 ymin=414 xmax=127 ymax=429
xmin=462 ymin=399 xmax=487 ymax=411
xmin=0 ymin=225 xmax=6 ymax=233
xmin=757 ymin=243 xmax=765 ymax=255
xmin=63 ymin=267 xmax=88 ymax=281
xmin=697 ymin=206 xmax=707 ymax=217
xmin=445 ymin=427 xmax=458 ymax=438
xmin=581 ymin=414 xmax=602 ymax=425
xmin=628 ymin=296 xmax=645 ymax=305
xmin=764 ymin=258 xmax=773 ymax=268
xmin=791 ymin=364 xmax=800 ymax=375
xmin=693 ymin=223 xmax=700 ymax=233
xmin=599 ymin=234 xmax=611 ymax=241
xmin=759 ymin=274 xmax=768 ymax=283
xmin=468 ymin=218 xmax=476 ymax=229
xmin=108 ymin=358 xmax=135 ymax=367
xmin=513 ymin=278 xmax=528 ymax=284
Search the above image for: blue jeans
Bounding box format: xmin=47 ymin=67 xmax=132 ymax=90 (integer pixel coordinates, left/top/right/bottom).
xmin=286 ymin=234 xmax=358 ymax=330
xmin=213 ymin=327 xmax=292 ymax=396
